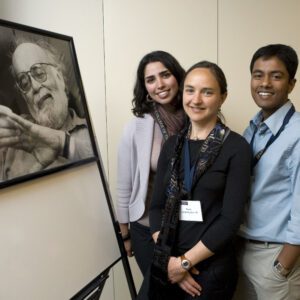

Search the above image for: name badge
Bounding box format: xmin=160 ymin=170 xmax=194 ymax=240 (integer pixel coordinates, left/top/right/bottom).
xmin=179 ymin=200 xmax=203 ymax=222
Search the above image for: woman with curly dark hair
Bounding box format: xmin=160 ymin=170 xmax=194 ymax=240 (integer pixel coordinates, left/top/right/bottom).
xmin=116 ymin=50 xmax=185 ymax=277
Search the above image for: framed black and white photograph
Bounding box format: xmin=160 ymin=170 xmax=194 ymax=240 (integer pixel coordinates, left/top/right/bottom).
xmin=0 ymin=19 xmax=98 ymax=188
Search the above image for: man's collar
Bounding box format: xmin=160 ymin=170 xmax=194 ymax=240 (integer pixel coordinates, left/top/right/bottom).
xmin=62 ymin=108 xmax=87 ymax=132
xmin=250 ymin=100 xmax=292 ymax=135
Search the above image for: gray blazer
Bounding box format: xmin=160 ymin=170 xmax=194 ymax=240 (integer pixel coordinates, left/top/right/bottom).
xmin=116 ymin=114 xmax=154 ymax=223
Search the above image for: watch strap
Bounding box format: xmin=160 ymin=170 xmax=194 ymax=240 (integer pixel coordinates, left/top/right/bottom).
xmin=274 ymin=259 xmax=290 ymax=277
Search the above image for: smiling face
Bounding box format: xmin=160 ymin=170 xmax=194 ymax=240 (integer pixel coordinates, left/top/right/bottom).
xmin=12 ymin=43 xmax=68 ymax=129
xmin=183 ymin=68 xmax=226 ymax=129
xmin=251 ymin=56 xmax=296 ymax=119
xmin=144 ymin=61 xmax=179 ymax=110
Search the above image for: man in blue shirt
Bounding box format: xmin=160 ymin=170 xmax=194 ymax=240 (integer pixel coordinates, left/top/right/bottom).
xmin=235 ymin=44 xmax=300 ymax=299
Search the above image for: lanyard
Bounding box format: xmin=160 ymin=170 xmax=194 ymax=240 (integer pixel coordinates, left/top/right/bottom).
xmin=250 ymin=104 xmax=295 ymax=168
xmin=183 ymin=139 xmax=196 ymax=194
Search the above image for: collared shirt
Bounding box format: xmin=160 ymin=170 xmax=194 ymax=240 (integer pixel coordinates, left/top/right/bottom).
xmin=240 ymin=101 xmax=300 ymax=244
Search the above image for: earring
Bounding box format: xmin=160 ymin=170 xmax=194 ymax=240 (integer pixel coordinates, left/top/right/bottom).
xmin=146 ymin=94 xmax=154 ymax=103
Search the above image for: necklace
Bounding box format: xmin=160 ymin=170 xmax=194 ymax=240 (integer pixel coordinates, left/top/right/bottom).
xmin=190 ymin=135 xmax=202 ymax=141
xmin=188 ymin=125 xmax=209 ymax=141
xmin=187 ymin=124 xmax=203 ymax=141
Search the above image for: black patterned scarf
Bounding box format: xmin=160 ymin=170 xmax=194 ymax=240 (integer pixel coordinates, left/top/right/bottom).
xmin=149 ymin=120 xmax=229 ymax=298
xmin=151 ymin=102 xmax=186 ymax=141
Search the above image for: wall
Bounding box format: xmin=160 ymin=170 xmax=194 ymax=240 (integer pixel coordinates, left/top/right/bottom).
xmin=0 ymin=0 xmax=300 ymax=299
xmin=219 ymin=0 xmax=300 ymax=132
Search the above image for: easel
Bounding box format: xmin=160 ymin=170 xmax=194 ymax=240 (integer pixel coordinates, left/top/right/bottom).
xmin=70 ymin=241 xmax=136 ymax=300
xmin=70 ymin=158 xmax=137 ymax=300
xmin=70 ymin=232 xmax=137 ymax=299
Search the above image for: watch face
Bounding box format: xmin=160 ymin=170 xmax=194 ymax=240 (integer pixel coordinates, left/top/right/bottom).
xmin=182 ymin=259 xmax=190 ymax=270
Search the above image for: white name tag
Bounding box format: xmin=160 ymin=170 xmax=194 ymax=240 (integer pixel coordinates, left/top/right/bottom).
xmin=179 ymin=200 xmax=203 ymax=222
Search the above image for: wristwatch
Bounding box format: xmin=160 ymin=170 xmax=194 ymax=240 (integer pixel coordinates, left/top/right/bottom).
xmin=273 ymin=259 xmax=290 ymax=277
xmin=180 ymin=254 xmax=192 ymax=271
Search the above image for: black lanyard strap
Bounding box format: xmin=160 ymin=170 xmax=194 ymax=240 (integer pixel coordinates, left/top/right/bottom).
xmin=251 ymin=104 xmax=295 ymax=168
xmin=183 ymin=139 xmax=195 ymax=194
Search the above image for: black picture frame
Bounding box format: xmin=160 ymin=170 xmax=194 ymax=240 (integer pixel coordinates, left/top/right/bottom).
xmin=0 ymin=19 xmax=99 ymax=188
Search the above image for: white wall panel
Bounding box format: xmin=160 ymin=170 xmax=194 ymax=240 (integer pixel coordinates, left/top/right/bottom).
xmin=219 ymin=0 xmax=300 ymax=133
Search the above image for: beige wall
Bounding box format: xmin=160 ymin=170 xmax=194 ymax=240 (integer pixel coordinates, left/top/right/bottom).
xmin=0 ymin=0 xmax=299 ymax=299
xmin=219 ymin=0 xmax=300 ymax=132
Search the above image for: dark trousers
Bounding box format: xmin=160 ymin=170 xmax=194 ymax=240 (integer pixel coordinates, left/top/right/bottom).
xmin=130 ymin=221 xmax=155 ymax=276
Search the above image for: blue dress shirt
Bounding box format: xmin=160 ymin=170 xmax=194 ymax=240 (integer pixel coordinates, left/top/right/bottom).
xmin=240 ymin=101 xmax=300 ymax=244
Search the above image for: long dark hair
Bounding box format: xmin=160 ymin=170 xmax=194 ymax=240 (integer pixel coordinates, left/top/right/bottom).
xmin=132 ymin=50 xmax=185 ymax=117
